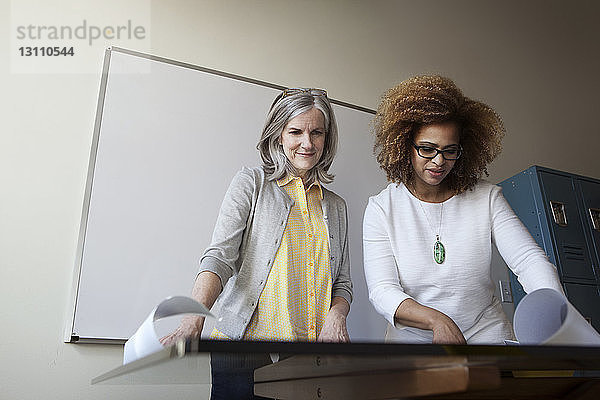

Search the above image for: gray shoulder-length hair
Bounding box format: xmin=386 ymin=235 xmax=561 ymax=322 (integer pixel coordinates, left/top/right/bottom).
xmin=257 ymin=90 xmax=339 ymax=185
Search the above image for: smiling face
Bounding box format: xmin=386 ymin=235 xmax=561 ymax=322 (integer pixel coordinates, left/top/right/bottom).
xmin=279 ymin=107 xmax=326 ymax=179
xmin=410 ymin=121 xmax=461 ymax=194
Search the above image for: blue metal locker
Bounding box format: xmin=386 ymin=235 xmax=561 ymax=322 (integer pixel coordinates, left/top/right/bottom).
xmin=578 ymin=179 xmax=600 ymax=269
xmin=498 ymin=166 xmax=600 ymax=331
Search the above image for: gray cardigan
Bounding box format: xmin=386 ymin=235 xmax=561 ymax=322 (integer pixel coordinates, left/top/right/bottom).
xmin=198 ymin=167 xmax=352 ymax=339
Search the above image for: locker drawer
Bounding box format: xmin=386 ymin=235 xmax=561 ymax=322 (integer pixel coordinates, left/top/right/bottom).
xmin=579 ymin=179 xmax=600 ymax=269
xmin=539 ymin=172 xmax=595 ymax=281
xmin=563 ymin=282 xmax=600 ymax=333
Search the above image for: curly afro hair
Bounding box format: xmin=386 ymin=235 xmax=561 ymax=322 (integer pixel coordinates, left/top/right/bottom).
xmin=372 ymin=75 xmax=505 ymax=193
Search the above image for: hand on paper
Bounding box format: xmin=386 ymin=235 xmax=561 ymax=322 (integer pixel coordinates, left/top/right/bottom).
xmin=394 ymin=299 xmax=466 ymax=345
xmin=318 ymin=297 xmax=350 ymax=343
xmin=430 ymin=314 xmax=466 ymax=345
xmin=159 ymin=315 xmax=205 ymax=346
xmin=159 ymin=271 xmax=222 ymax=346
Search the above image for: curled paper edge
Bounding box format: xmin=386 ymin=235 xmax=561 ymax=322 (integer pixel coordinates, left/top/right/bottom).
xmin=123 ymin=296 xmax=213 ymax=364
xmin=514 ymin=288 xmax=600 ymax=346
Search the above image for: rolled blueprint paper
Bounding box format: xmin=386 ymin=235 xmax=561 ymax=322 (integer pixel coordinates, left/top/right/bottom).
xmin=123 ymin=296 xmax=213 ymax=364
xmin=514 ymin=288 xmax=600 ymax=346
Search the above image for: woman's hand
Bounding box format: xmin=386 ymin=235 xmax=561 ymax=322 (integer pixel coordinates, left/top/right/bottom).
xmin=430 ymin=314 xmax=466 ymax=345
xmin=160 ymin=315 xmax=205 ymax=346
xmin=318 ymin=308 xmax=350 ymax=342
xmin=159 ymin=271 xmax=222 ymax=346
xmin=318 ymin=296 xmax=351 ymax=343
xmin=394 ymin=298 xmax=466 ymax=344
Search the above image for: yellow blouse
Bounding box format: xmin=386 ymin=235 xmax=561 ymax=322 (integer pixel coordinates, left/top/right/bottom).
xmin=212 ymin=174 xmax=332 ymax=341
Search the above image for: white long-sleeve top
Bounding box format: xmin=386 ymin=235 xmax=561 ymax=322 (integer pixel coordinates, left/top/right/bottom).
xmin=363 ymin=181 xmax=564 ymax=344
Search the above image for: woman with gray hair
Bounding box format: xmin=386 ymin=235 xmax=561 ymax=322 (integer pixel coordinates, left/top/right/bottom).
xmin=162 ymin=88 xmax=352 ymax=399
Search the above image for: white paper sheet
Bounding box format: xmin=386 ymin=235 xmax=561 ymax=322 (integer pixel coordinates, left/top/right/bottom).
xmin=513 ymin=288 xmax=600 ymax=346
xmin=123 ymin=289 xmax=599 ymax=363
xmin=123 ymin=296 xmax=213 ymax=364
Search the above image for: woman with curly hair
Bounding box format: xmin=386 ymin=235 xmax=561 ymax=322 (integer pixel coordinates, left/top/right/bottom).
xmin=363 ymin=75 xmax=563 ymax=344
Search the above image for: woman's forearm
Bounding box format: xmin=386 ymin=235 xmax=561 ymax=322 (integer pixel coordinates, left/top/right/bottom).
xmin=394 ymin=298 xmax=442 ymax=330
xmin=318 ymin=296 xmax=351 ymax=342
xmin=186 ymin=271 xmax=223 ymax=332
xmin=191 ymin=270 xmax=223 ymax=311
xmin=160 ymin=271 xmax=223 ymax=345
xmin=394 ymin=299 xmax=466 ymax=344
xmin=329 ymin=296 xmax=350 ymax=317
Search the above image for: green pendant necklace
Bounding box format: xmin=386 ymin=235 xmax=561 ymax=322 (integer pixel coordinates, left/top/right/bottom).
xmin=433 ymin=234 xmax=445 ymax=264
xmin=417 ymin=200 xmax=445 ymax=264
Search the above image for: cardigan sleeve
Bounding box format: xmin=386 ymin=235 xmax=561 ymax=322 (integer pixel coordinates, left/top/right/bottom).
xmin=363 ymin=197 xmax=413 ymax=326
xmin=490 ymin=186 xmax=564 ymax=295
xmin=331 ymin=199 xmax=353 ymax=305
xmin=198 ymin=167 xmax=255 ymax=287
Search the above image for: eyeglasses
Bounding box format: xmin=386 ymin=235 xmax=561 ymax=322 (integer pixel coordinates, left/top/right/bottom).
xmin=412 ymin=142 xmax=462 ymax=160
xmin=281 ymin=88 xmax=328 ymax=99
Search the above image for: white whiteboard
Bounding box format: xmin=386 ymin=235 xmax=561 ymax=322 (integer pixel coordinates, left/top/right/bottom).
xmin=67 ymin=47 xmax=388 ymax=343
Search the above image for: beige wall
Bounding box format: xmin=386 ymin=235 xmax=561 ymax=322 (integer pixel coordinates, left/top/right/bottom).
xmin=1 ymin=1 xmax=599 ymax=399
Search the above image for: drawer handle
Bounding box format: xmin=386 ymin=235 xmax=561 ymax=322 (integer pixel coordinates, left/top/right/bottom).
xmin=550 ymin=201 xmax=568 ymax=227
xmin=589 ymin=208 xmax=600 ymax=231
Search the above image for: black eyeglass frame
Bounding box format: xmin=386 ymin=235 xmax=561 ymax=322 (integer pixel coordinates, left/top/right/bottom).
xmin=412 ymin=142 xmax=463 ymax=160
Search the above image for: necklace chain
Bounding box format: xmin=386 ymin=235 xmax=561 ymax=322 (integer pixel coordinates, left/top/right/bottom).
xmin=414 ymin=193 xmax=446 ymax=264
xmin=416 ymin=200 xmax=443 ymax=239
xmin=408 ymin=183 xmax=448 ymax=264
